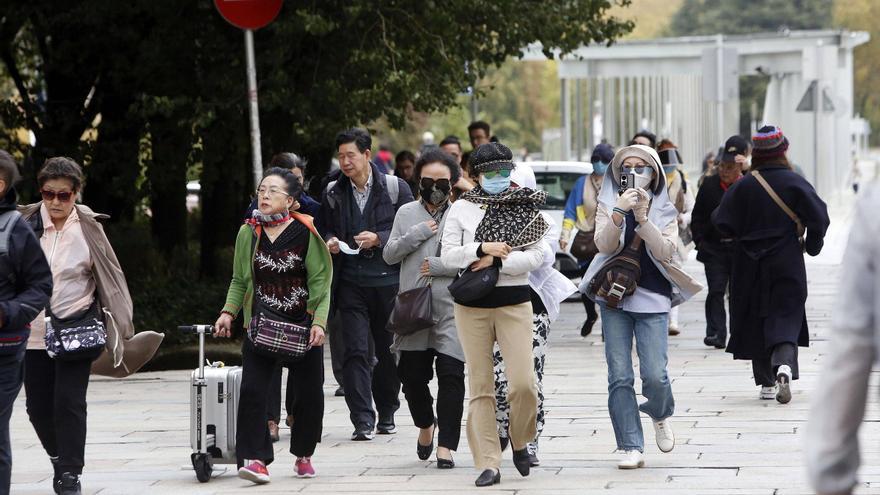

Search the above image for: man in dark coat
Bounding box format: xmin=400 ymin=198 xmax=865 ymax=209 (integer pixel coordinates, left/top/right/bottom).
xmin=712 ymin=126 xmax=829 ymax=404
xmin=691 ymin=135 xmax=748 ymax=349
xmin=318 ymin=128 xmax=413 ymax=440
xmin=0 ymin=151 xmax=53 ymax=493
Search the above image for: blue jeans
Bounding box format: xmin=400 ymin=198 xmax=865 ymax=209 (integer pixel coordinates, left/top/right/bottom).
xmin=0 ymin=350 xmax=24 ymax=495
xmin=601 ymin=307 xmax=674 ymax=452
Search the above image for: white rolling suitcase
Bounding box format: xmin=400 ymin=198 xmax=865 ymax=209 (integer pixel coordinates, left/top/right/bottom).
xmin=181 ymin=325 xmax=242 ymax=482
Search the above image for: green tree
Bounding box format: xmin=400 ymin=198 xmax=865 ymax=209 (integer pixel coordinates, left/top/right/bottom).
xmin=834 ymin=0 xmax=880 ymax=146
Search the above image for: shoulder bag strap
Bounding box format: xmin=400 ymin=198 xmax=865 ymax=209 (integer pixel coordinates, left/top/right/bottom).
xmin=750 ymin=170 xmax=805 ymax=237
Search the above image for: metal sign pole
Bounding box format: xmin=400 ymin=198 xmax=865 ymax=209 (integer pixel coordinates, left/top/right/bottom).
xmin=244 ymin=29 xmax=263 ymax=188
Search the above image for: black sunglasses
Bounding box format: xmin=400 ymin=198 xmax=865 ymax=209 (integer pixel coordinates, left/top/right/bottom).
xmin=419 ymin=178 xmax=451 ymax=189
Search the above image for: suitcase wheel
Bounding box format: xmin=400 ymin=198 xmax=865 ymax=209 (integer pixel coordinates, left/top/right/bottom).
xmin=192 ymin=453 xmax=213 ymax=483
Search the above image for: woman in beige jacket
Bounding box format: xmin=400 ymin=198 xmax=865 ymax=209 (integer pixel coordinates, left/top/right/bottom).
xmin=20 ymin=157 xmax=163 ymax=494
xmin=579 ymin=145 xmax=702 ymax=470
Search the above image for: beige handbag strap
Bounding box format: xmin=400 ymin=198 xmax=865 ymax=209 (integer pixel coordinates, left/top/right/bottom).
xmin=750 ymin=170 xmax=805 ymax=237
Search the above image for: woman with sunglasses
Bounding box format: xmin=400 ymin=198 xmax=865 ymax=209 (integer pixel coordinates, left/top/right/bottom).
xmin=441 ymin=142 xmax=547 ymax=487
xmin=579 ymin=145 xmax=702 ymax=470
xmin=382 ymin=149 xmax=465 ymax=469
xmin=214 ymin=167 xmax=332 ymax=483
xmin=21 ymin=157 xmax=164 ymax=494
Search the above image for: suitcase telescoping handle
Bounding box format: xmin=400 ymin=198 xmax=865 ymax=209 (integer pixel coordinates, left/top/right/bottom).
xmin=178 ymin=325 xmax=213 ymax=380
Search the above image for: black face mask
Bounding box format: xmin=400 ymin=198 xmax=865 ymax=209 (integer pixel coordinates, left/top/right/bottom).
xmin=419 ymin=178 xmax=451 ymax=205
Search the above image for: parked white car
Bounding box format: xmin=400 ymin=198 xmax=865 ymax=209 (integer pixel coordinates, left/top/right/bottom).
xmin=517 ymin=161 xmax=593 ymax=278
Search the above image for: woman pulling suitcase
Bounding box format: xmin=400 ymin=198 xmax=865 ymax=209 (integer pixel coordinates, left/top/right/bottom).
xmin=214 ymin=167 xmax=332 ymax=484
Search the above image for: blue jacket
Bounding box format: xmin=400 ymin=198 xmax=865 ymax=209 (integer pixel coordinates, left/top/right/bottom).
xmin=562 ymin=175 xmax=587 ymax=233
xmin=0 ymin=189 xmax=52 ymax=356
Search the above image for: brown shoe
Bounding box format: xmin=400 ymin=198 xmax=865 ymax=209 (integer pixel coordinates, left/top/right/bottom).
xmin=667 ymin=324 xmax=680 ymax=336
xmin=285 ymin=415 xmax=294 ymax=427
xmin=268 ymin=421 xmax=280 ymax=443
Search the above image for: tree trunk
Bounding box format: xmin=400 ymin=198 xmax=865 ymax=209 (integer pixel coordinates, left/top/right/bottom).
xmin=147 ymin=113 xmax=190 ymax=258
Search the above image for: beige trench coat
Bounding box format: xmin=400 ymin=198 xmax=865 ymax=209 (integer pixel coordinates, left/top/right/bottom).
xmin=20 ymin=203 xmax=163 ymax=377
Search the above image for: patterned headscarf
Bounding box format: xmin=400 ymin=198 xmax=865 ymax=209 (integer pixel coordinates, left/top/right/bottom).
xmin=461 ymin=186 xmax=550 ymax=248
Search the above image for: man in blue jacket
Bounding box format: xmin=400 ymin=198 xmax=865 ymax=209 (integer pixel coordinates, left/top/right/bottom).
xmin=0 ymin=150 xmax=52 ymax=494
xmin=319 ymin=129 xmax=413 ymax=441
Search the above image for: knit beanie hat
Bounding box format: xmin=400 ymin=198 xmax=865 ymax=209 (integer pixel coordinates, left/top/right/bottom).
xmin=470 ymin=142 xmax=516 ymax=173
xmin=752 ymin=125 xmax=789 ymax=159
xmin=590 ymin=143 xmax=615 ymax=164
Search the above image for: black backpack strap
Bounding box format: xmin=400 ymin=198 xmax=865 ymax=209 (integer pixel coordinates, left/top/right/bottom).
xmin=0 ymin=210 xmax=20 ymax=257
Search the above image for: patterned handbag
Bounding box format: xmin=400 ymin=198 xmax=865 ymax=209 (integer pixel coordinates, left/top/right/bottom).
xmin=247 ymin=313 xmax=311 ymax=360
xmin=45 ymin=301 xmax=107 ymax=361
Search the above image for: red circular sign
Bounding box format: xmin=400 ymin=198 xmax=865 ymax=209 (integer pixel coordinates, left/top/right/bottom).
xmin=214 ymin=0 xmax=282 ymax=30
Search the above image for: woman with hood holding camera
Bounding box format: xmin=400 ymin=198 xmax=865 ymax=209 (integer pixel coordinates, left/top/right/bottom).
xmin=579 ymin=145 xmax=702 ymax=470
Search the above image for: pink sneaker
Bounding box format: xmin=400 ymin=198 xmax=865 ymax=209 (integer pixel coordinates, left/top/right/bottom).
xmin=296 ymin=457 xmax=315 ymax=478
xmin=238 ymin=459 xmax=270 ymax=484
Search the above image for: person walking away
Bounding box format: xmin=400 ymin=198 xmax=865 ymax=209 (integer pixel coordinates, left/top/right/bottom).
xmin=441 ymin=142 xmax=546 ymax=487
xmin=560 ymin=143 xmax=613 ymax=337
xmin=805 ymin=183 xmax=880 ymax=495
xmin=383 ymin=149 xmax=465 ymax=469
xmin=656 ymin=140 xmax=695 ymax=336
xmin=691 ymin=136 xmax=748 ymax=350
xmin=712 ymin=126 xmax=829 ymax=404
xmin=22 ymin=157 xmax=163 ymax=495
xmin=0 ymin=151 xmax=52 ymax=495
xmin=215 ymin=167 xmax=331 ymax=483
xmin=579 ymin=145 xmax=703 ymax=470
xmin=319 ymin=128 xmax=414 ymax=441
xmin=494 ymin=164 xmax=577 ymax=467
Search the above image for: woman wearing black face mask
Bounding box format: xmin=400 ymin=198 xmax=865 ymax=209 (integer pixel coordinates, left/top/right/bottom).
xmin=383 ymin=149 xmax=465 ymax=469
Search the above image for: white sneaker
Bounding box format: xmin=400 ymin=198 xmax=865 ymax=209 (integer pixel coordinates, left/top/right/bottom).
xmin=652 ymin=418 xmax=675 ymax=453
xmin=617 ymin=450 xmax=645 ymax=469
xmin=760 ymin=385 xmax=777 ymax=400
xmin=776 ymin=365 xmax=792 ymax=404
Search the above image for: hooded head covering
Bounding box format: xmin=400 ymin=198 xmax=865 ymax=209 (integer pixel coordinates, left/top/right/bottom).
xmin=610 ymin=144 xmax=666 ymax=195
xmin=509 ymin=162 xmax=536 ymax=189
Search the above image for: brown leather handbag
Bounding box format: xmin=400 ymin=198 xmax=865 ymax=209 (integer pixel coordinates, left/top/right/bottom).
xmin=387 ymin=282 xmax=436 ymax=336
xmin=586 ymin=235 xmax=643 ymax=309
xmin=569 ymin=229 xmax=599 ymax=261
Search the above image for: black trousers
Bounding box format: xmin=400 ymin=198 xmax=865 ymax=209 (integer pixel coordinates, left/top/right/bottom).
xmin=752 ymin=342 xmax=798 ymax=386
xmin=397 ymin=350 xmax=465 ymax=451
xmin=24 ymin=350 xmax=91 ymax=475
xmin=267 ymin=364 xmax=296 ymax=423
xmin=337 ymin=283 xmax=400 ymax=428
xmin=703 ymin=248 xmax=733 ymax=340
xmin=0 ymin=351 xmax=24 ymax=495
xmin=237 ymin=341 xmax=324 ymax=463
xmin=327 ymin=313 xmax=347 ymax=390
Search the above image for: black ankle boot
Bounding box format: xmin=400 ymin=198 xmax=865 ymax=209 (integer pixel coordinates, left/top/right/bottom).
xmin=50 ymin=457 xmax=61 ymax=494
xmin=512 ymin=448 xmax=531 ymax=477
xmin=59 ymin=472 xmax=81 ymax=495
xmin=581 ymin=315 xmax=598 ymax=337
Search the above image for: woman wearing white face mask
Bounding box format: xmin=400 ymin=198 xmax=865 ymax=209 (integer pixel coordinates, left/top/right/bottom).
xmin=441 ymin=142 xmax=546 ymax=487
xmin=560 ymin=143 xmax=613 ymax=337
xmin=579 ymin=145 xmax=702 ymax=470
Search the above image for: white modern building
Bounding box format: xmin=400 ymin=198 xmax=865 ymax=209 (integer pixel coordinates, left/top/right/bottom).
xmin=526 ymin=30 xmax=870 ymax=198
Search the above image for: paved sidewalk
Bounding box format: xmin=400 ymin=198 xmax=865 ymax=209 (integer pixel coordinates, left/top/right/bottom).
xmin=10 ymin=200 xmax=878 ymax=494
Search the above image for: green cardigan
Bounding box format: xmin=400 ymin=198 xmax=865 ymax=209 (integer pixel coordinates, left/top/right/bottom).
xmin=222 ymin=216 xmax=332 ymax=330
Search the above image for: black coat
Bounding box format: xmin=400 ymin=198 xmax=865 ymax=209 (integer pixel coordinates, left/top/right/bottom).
xmin=691 ymin=174 xmax=736 ymax=263
xmin=317 ymin=162 xmax=413 ymax=309
xmin=712 ymin=165 xmax=830 ymax=361
xmin=0 ymin=189 xmax=53 ymax=356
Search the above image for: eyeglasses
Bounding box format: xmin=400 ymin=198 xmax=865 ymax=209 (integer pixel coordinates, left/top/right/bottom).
xmin=40 ymin=190 xmax=74 ymax=202
xmin=419 ymin=178 xmax=451 ymax=189
xmin=482 ymin=169 xmax=512 ymax=179
xmin=255 ymin=187 xmax=290 ymax=198
xmin=621 ymin=162 xmax=649 ymax=174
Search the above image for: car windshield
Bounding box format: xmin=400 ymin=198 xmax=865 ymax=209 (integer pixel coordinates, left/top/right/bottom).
xmin=534 ymin=172 xmax=587 ymax=210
